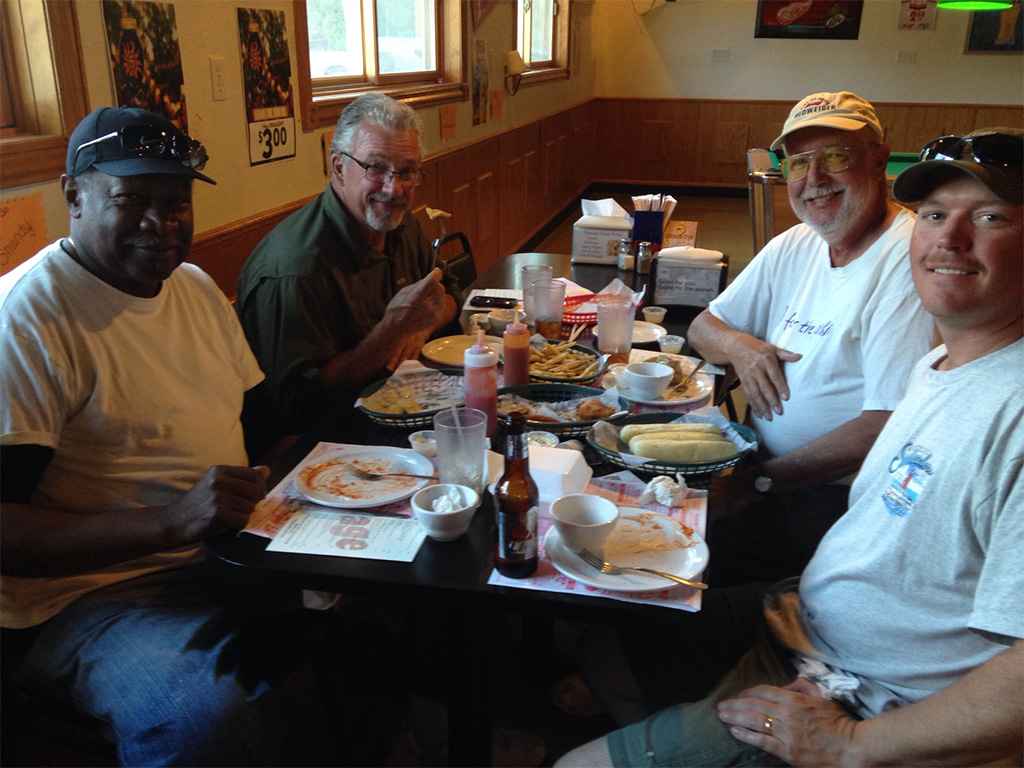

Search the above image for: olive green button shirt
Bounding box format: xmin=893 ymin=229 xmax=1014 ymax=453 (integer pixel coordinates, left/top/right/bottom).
xmin=236 ymin=187 xmax=461 ymax=427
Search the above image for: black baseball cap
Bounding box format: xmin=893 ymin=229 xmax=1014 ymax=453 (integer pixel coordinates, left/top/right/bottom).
xmin=893 ymin=128 xmax=1022 ymax=205
xmin=66 ymin=106 xmax=215 ymax=184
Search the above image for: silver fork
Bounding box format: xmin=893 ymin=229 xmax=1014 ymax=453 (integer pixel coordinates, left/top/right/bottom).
xmin=345 ymin=465 xmax=437 ymax=481
xmin=578 ymin=549 xmax=707 ymax=589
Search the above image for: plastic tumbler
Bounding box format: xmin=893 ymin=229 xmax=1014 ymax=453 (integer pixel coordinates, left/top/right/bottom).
xmin=520 ymin=264 xmax=554 ymax=328
xmin=433 ymin=407 xmax=488 ymax=495
xmin=597 ymin=296 xmax=634 ymax=366
xmin=531 ymin=278 xmax=566 ymax=341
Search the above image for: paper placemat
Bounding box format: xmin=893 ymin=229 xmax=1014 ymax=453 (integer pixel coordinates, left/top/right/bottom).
xmin=488 ymin=471 xmax=707 ymax=612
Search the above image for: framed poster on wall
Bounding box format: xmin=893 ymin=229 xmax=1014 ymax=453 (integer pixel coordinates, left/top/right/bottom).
xmin=964 ymin=3 xmax=1023 ymax=53
xmin=754 ymin=0 xmax=864 ymax=39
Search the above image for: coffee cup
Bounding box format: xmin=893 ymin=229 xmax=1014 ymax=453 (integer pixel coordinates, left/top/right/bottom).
xmin=551 ymin=495 xmax=619 ymax=554
xmin=625 ymin=362 xmax=673 ymax=400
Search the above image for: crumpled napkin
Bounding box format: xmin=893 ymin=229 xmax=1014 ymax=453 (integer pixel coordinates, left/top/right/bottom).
xmin=639 ymin=474 xmax=690 ymax=507
xmin=794 ymin=657 xmax=862 ymax=706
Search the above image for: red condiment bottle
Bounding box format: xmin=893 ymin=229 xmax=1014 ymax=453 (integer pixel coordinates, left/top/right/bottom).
xmin=463 ymin=330 xmax=499 ymax=442
xmin=502 ymin=321 xmax=531 ymax=387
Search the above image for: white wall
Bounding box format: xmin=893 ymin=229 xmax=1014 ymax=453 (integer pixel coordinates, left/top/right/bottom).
xmin=5 ymin=0 xmax=1020 ymax=243
xmin=590 ymin=0 xmax=1024 ymax=104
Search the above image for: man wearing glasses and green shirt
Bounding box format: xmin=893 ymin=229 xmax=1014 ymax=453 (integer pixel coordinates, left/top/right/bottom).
xmin=237 ymin=93 xmax=461 ymax=428
xmin=688 ymin=91 xmax=936 ymax=587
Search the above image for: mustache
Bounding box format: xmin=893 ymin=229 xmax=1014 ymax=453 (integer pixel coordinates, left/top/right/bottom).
xmin=800 ymin=184 xmax=845 ymax=202
xmin=369 ymin=192 xmax=409 ymax=206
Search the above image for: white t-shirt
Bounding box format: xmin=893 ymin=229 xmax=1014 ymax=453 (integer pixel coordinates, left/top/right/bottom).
xmin=796 ymin=339 xmax=1024 ymax=718
xmin=709 ymin=211 xmax=935 ymax=459
xmin=0 ymin=242 xmax=265 ymax=628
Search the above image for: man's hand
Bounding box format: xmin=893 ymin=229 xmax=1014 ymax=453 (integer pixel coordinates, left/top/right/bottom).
xmin=730 ymin=336 xmax=802 ymax=420
xmin=162 ymin=465 xmax=270 ymax=543
xmin=717 ymin=678 xmax=858 ymax=766
xmin=387 ymin=328 xmax=431 ymax=371
xmin=383 ymin=268 xmax=450 ymax=335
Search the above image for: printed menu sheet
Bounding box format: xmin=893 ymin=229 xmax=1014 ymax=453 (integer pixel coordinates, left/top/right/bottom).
xmin=488 ymin=471 xmax=707 ymax=612
xmin=243 ymin=442 xmax=427 ymax=561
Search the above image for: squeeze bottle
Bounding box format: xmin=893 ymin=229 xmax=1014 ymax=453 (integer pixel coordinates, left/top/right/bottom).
xmin=502 ymin=321 xmax=531 ymax=388
xmin=464 ymin=330 xmax=499 ymax=441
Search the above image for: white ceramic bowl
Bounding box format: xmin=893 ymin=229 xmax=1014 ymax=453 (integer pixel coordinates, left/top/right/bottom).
xmin=625 ymin=362 xmax=674 ymax=400
xmin=408 ymin=430 xmax=437 ymax=457
xmin=551 ymin=494 xmax=620 ymax=553
xmin=487 ymin=308 xmax=524 ymax=336
xmin=411 ymin=484 xmax=480 ymax=541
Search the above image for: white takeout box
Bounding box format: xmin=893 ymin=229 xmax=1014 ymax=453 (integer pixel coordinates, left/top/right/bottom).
xmin=572 ymin=215 xmax=632 ymax=265
xmin=526 ymin=445 xmax=593 ymax=502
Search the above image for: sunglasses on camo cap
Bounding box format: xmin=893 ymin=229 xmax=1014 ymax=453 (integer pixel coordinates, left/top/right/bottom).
xmin=71 ymin=124 xmax=209 ymax=175
xmin=919 ymin=133 xmax=1022 ymax=172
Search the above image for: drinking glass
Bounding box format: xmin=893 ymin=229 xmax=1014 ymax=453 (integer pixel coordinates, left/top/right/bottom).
xmin=519 ymin=264 xmax=554 ymax=328
xmin=433 ymin=407 xmax=488 ymax=495
xmin=597 ymin=296 xmax=634 ymax=365
xmin=531 ymin=278 xmax=566 ymax=341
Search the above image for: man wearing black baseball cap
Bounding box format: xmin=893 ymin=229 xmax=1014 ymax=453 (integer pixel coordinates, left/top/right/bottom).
xmin=557 ymin=128 xmax=1022 ymax=768
xmin=1 ymin=108 xmax=327 ymax=765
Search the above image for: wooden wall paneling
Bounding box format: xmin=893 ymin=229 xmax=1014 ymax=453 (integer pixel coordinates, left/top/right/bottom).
xmin=474 ymin=168 xmax=500 ymax=271
xmin=412 ymin=157 xmax=445 ymax=242
xmin=973 ymin=105 xmax=1024 ymax=130
xmin=498 ymin=123 xmax=538 ymax=254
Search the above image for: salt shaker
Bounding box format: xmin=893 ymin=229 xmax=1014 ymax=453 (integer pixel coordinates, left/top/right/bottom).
xmin=616 ymin=238 xmax=635 ymax=272
xmin=636 ymin=241 xmax=653 ymax=275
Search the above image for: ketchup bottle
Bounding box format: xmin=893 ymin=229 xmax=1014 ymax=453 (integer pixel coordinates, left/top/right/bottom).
xmin=502 ymin=321 xmax=531 ymax=388
xmin=464 ymin=330 xmax=499 ymax=442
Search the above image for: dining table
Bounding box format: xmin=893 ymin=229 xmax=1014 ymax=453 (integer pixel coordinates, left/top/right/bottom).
xmin=208 ymin=250 xmax=737 ymax=767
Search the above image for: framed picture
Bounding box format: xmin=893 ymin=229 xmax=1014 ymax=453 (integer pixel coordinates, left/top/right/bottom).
xmin=964 ymin=2 xmax=1023 ymax=53
xmin=470 ymin=0 xmax=496 ymax=31
xmin=754 ymin=0 xmax=864 ymax=39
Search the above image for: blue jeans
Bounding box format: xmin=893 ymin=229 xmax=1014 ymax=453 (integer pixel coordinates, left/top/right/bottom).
xmin=21 ymin=560 xmax=331 ymax=766
xmin=607 ymin=632 xmax=792 ymax=767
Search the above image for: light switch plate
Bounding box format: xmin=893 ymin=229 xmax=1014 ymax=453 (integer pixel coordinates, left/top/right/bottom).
xmin=210 ymin=56 xmax=227 ymax=101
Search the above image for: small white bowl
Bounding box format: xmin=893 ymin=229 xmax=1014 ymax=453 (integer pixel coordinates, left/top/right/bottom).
xmin=625 ymin=362 xmax=673 ymax=400
xmin=408 ymin=430 xmax=437 ymax=457
xmin=642 ymin=306 xmax=667 ymax=324
xmin=411 ymin=484 xmax=480 ymax=541
xmin=608 ymin=363 xmax=629 ymax=388
xmin=526 ymin=431 xmax=559 ymax=448
xmin=657 ymin=335 xmax=684 ymax=354
xmin=551 ymin=494 xmax=620 ymax=553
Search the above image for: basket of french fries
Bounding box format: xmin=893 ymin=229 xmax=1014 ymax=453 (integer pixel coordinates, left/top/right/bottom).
xmin=528 ymin=339 xmax=606 ymax=385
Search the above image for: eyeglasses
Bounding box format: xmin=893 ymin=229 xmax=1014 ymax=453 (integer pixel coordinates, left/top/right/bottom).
xmin=71 ymin=124 xmax=209 ymax=174
xmin=919 ymin=133 xmax=1022 ymax=172
xmin=780 ymin=145 xmax=860 ymax=181
xmin=339 ymin=152 xmax=426 ymax=187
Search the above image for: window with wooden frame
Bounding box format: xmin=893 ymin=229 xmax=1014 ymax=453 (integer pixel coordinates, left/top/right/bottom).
xmin=517 ymin=0 xmax=569 ymax=87
xmin=294 ymin=0 xmax=467 ymax=131
xmin=0 ymin=0 xmax=89 ymax=189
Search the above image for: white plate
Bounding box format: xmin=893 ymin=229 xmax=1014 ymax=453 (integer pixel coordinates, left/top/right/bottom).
xmin=295 ymin=448 xmax=434 ymax=508
xmin=632 ymin=321 xmax=668 ymax=344
xmin=544 ymin=510 xmax=708 ymax=593
xmin=602 ymin=372 xmax=714 ymax=406
xmin=421 ymin=335 xmax=504 ymax=367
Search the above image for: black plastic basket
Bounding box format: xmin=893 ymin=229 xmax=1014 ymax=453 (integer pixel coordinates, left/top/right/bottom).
xmin=585 ymin=411 xmax=759 ymax=478
xmin=497 ymin=383 xmax=630 ymax=438
xmin=356 ymin=369 xmax=465 ymax=429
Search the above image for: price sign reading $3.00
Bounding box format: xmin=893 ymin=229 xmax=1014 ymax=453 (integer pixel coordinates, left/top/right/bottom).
xmin=248 ymin=116 xmax=296 ymax=165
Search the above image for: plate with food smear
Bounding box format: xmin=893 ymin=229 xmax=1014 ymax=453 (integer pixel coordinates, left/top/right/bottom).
xmin=421 ymin=335 xmax=504 ymax=367
xmin=603 ymin=370 xmax=714 ymax=406
xmin=545 ymin=510 xmax=708 ymax=593
xmin=295 ymin=448 xmax=434 ymax=508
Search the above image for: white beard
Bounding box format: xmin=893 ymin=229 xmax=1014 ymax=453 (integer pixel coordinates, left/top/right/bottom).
xmin=366 ymin=193 xmax=407 ymax=232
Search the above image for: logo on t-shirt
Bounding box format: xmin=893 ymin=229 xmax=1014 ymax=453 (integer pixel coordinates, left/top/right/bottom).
xmin=883 ymin=442 xmax=933 ymax=517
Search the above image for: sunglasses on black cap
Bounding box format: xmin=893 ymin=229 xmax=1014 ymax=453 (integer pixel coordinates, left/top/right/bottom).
xmin=919 ymin=133 xmax=1022 ymax=172
xmin=71 ymin=124 xmax=209 ymax=175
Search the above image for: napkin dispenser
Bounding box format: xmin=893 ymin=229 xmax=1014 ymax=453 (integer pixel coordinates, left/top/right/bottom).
xmin=652 ymin=247 xmax=727 ymax=308
xmin=527 ymin=445 xmax=593 ymax=502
